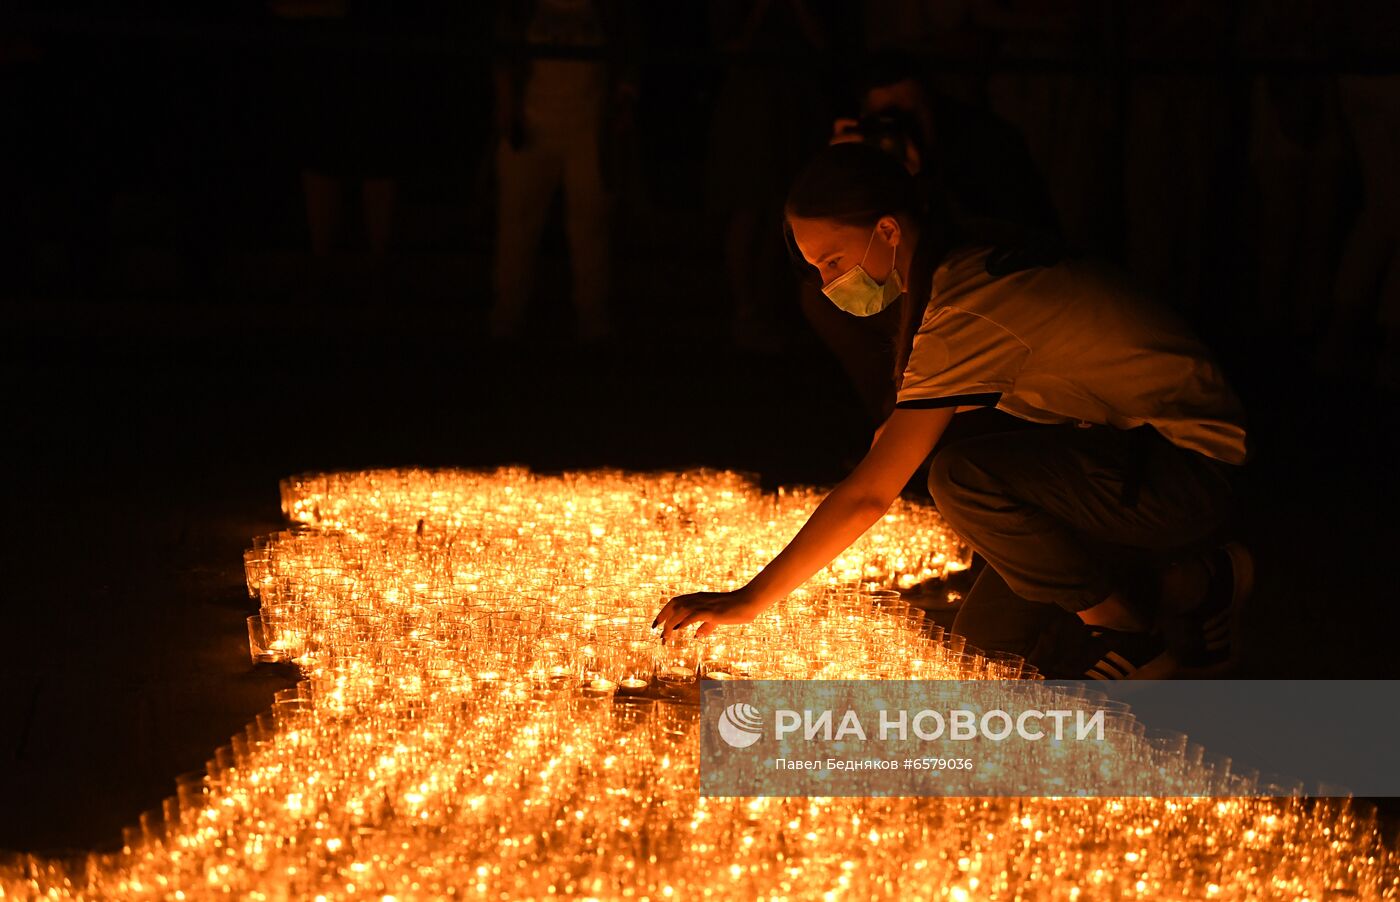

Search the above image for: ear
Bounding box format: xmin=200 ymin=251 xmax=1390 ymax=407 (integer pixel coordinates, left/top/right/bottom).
xmin=876 ymin=215 xmax=901 ymax=248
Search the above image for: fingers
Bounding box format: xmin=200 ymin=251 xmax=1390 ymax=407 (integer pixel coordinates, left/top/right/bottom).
xmin=656 ymin=594 xmax=696 ymax=642
xmin=652 ymin=596 xmax=678 ymax=630
xmin=672 ymin=610 xmax=709 ymax=633
xmin=656 ymin=593 xmax=719 ymax=642
xmin=655 ymin=591 xmax=747 ymax=642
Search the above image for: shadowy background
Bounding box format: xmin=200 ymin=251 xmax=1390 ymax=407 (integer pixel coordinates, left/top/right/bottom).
xmin=2 ymin=0 xmax=1398 ymax=854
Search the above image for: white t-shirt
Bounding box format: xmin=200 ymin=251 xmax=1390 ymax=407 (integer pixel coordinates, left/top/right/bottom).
xmin=897 ymin=246 xmax=1249 ymax=465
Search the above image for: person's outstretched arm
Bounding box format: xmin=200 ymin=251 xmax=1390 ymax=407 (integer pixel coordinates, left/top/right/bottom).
xmin=653 ymin=405 xmax=955 ymax=639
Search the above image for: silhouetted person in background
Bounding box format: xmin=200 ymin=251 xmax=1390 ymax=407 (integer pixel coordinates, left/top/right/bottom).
xmin=492 ymin=0 xmax=635 ymax=343
xmin=1316 ymin=0 xmax=1400 ymax=392
xmin=1241 ymin=0 xmax=1351 ymax=340
xmin=859 ymin=0 xmax=995 ymax=107
xmin=706 ymin=0 xmax=832 ymax=353
xmin=979 ymin=0 xmax=1118 ymax=255
xmin=805 ymin=59 xmax=1058 ymax=426
xmin=272 ymin=0 xmax=408 ymax=306
xmin=1121 ymin=1 xmax=1232 ymax=312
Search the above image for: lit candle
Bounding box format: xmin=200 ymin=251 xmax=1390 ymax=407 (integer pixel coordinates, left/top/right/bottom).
xmin=147 ymin=465 xmax=1382 ymax=902
xmin=657 ymin=666 xmax=696 ymax=684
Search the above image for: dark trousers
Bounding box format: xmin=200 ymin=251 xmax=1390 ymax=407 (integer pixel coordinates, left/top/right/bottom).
xmin=930 ymin=421 xmax=1238 ymax=677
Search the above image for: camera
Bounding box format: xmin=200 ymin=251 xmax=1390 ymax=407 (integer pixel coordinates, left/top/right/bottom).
xmin=857 ymin=111 xmax=917 ymax=151
xmin=835 ymin=109 xmax=927 ymax=176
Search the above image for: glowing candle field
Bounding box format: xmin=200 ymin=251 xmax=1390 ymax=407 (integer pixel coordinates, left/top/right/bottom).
xmin=1 ymin=467 xmax=1395 ymax=900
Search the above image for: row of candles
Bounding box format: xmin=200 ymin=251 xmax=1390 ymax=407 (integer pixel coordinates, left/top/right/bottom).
xmin=2 ymin=467 xmax=1395 ymax=899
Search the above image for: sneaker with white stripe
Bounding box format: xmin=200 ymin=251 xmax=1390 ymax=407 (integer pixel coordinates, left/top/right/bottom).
xmin=1083 ymin=627 xmax=1178 ymax=680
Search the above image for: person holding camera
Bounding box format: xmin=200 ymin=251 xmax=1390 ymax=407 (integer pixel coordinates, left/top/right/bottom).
xmin=656 ymin=143 xmax=1252 ymax=680
xmin=832 ymin=62 xmax=1058 ymax=236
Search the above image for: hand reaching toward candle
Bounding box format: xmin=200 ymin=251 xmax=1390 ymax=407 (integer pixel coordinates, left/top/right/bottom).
xmin=653 ymin=589 xmax=769 ymax=642
xmin=655 ymin=406 xmax=955 ymax=644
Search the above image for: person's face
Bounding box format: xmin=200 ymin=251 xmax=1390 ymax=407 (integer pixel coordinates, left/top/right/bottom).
xmin=788 ymin=214 xmax=904 ymax=288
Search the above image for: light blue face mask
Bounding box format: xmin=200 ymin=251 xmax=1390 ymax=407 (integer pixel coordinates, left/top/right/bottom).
xmin=821 ymin=224 xmax=905 ymax=316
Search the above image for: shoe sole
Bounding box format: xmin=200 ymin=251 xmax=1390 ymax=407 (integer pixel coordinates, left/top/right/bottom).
xmin=1177 ymin=541 xmax=1254 ymax=678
